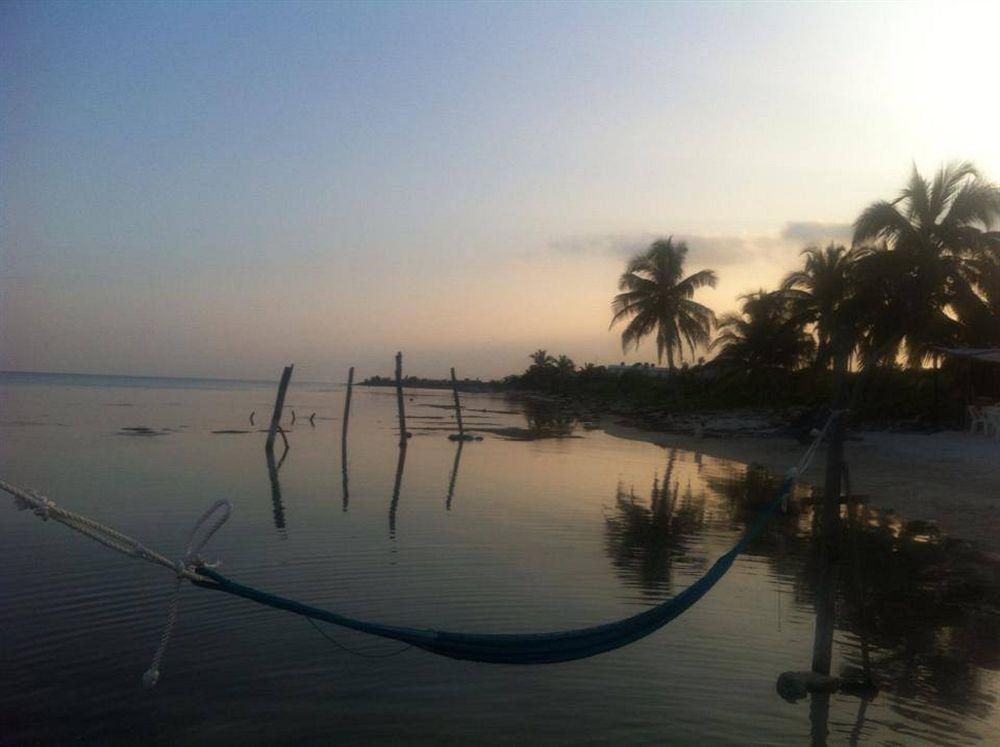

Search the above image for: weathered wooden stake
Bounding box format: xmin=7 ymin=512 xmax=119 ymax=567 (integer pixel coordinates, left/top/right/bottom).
xmin=450 ymin=367 xmax=465 ymax=436
xmin=341 ymin=367 xmax=354 ymax=443
xmin=446 ymin=440 xmax=464 ymax=511
xmin=341 ymin=367 xmax=354 ymax=512
xmin=388 ymin=444 xmax=407 ymax=537
xmin=265 ymin=444 xmax=287 ymax=530
xmin=265 ymin=364 xmax=294 ymax=452
xmin=395 ymin=352 xmax=408 ymax=448
xmin=812 ymin=353 xmax=847 ymax=677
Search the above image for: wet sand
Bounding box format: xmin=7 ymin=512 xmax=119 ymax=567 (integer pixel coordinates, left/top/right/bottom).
xmin=603 ymin=419 xmax=1000 ymax=554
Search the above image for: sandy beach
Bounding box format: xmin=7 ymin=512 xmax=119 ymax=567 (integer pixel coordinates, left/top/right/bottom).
xmin=603 ymin=419 xmax=1000 ymax=554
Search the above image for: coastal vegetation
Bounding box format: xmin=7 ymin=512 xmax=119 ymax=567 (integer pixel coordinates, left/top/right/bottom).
xmin=363 ymin=161 xmax=998 ymax=428
xmin=506 ymin=161 xmax=1000 ymax=426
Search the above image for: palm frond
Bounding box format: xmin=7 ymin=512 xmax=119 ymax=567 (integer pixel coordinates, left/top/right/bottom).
xmin=944 ymin=179 xmax=1000 ymax=231
xmin=853 ymin=201 xmax=914 ymax=246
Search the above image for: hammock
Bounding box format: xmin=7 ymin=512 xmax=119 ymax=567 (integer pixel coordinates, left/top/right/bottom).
xmin=191 ymin=472 xmax=794 ymax=664
xmin=1 ymin=412 xmax=830 ymax=683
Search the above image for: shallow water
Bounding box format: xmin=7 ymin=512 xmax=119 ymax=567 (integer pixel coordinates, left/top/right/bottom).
xmin=1 ymin=372 xmax=998 ymax=745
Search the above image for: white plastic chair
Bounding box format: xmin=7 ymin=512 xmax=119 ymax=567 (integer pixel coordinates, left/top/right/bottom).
xmin=985 ymin=406 xmax=1000 ymax=442
xmin=968 ymin=405 xmax=989 ymax=435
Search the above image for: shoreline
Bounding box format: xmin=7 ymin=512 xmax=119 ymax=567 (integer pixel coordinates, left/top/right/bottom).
xmin=600 ymin=417 xmax=1000 ymax=555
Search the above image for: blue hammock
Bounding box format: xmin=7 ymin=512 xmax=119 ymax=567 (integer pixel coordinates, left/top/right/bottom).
xmin=192 ymin=474 xmax=794 ymax=664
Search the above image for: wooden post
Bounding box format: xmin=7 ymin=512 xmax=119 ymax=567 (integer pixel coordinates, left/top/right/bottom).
xmin=388 ymin=444 xmax=407 ymax=537
xmin=395 ymin=352 xmax=408 ymax=448
xmin=450 ymin=367 xmax=464 ymax=436
xmin=265 ymin=445 xmax=286 ymax=530
xmin=812 ymin=351 xmax=847 ymax=678
xmin=341 ymin=367 xmax=354 ymax=444
xmin=266 ymin=365 xmax=294 ymax=452
xmin=446 ymin=440 xmax=463 ymax=511
xmin=932 ymin=354 xmax=940 ymax=428
xmin=341 ymin=367 xmax=354 ymax=512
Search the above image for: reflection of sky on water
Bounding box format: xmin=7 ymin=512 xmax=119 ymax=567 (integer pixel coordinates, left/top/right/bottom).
xmin=0 ymin=373 xmax=997 ymax=745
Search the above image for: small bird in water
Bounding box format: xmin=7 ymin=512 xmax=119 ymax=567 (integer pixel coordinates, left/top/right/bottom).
xmin=309 ymin=412 xmax=316 ymax=426
xmin=249 ymin=411 xmax=255 ymax=425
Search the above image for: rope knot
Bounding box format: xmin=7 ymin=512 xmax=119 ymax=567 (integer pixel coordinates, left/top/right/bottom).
xmin=143 ymin=499 xmax=232 ymax=688
xmin=32 ymin=497 xmax=55 ymax=521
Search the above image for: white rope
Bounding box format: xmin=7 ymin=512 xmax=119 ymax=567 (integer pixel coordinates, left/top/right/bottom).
xmin=0 ymin=479 xmax=230 ymax=687
xmin=787 ymin=410 xmax=842 ymax=480
xmin=142 ymin=499 xmax=231 ymax=687
xmin=780 ymin=410 xmax=843 ymax=511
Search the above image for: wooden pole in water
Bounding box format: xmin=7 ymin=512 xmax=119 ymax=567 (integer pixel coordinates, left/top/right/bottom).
xmin=266 ymin=365 xmax=294 ymax=452
xmin=812 ymin=416 xmax=845 ymax=672
xmin=395 ymin=352 xmax=407 ymax=448
xmin=388 ymin=444 xmax=407 ymax=537
xmin=450 ymin=367 xmax=464 ymax=437
xmin=341 ymin=367 xmax=354 ymax=443
xmin=446 ymin=440 xmax=463 ymax=511
xmin=265 ymin=443 xmax=287 ymax=530
xmin=341 ymin=367 xmax=354 ymax=512
xmin=807 ymin=347 xmax=849 ymax=746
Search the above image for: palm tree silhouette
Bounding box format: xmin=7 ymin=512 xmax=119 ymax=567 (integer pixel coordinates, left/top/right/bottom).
xmin=780 ymin=244 xmax=861 ymax=369
xmin=852 ymin=162 xmax=1000 ymax=365
xmin=529 ymin=349 xmax=555 ymax=367
xmin=711 ymin=290 xmax=815 ymax=370
xmin=554 ymin=354 xmax=575 ymax=374
xmin=953 ymin=233 xmax=1000 ymax=346
xmin=610 ymin=237 xmax=717 ymax=368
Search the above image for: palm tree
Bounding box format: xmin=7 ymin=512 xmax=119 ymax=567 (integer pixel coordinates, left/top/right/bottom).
xmin=610 ymin=237 xmax=717 ymax=368
xmin=780 ymin=243 xmax=860 ymax=369
xmin=555 ymin=354 xmax=575 ymax=374
xmin=711 ymin=290 xmax=815 ymax=370
xmin=953 ymin=233 xmax=1000 ymax=346
xmin=852 ymin=161 xmax=1000 ymax=365
xmin=854 ymin=161 xmax=999 ymax=251
xmin=529 ymin=349 xmax=554 ymax=367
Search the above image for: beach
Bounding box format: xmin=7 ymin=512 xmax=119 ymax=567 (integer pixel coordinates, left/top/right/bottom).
xmin=603 ymin=418 xmax=1000 ymax=554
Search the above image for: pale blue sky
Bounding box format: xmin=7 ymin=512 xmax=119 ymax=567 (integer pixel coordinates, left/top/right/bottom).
xmin=3 ymin=1 xmax=999 ymax=379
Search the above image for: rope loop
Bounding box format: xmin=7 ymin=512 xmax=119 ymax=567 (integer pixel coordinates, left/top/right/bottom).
xmin=184 ymin=499 xmax=231 ymax=565
xmin=0 ymin=479 xmax=232 ymax=688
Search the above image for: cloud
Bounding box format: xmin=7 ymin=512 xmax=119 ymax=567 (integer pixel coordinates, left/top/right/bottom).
xmin=540 ymin=220 xmax=853 ymax=268
xmin=779 ymin=221 xmax=853 ymax=245
xmin=541 ymin=231 xmax=793 ymax=267
xmin=544 ymin=232 xmax=657 ymax=258
xmin=675 ymin=234 xmax=789 ymax=267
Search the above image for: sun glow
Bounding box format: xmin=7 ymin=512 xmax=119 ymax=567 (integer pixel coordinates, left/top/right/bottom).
xmin=885 ymin=2 xmax=1000 ymax=175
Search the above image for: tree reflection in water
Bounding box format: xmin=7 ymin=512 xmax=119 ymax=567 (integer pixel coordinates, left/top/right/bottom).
xmin=606 ymin=454 xmax=1000 ymax=739
xmin=520 ymin=398 xmax=578 ymax=438
xmin=604 ymin=450 xmax=706 ymax=598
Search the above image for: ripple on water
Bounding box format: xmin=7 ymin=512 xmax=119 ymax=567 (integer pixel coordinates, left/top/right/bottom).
xmin=1 ymin=382 xmax=998 ymax=745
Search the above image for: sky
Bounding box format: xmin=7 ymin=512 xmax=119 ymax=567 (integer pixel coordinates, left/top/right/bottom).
xmin=2 ymin=1 xmax=999 ymax=381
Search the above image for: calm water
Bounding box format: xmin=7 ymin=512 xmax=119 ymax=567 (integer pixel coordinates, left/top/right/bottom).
xmin=1 ymin=372 xmax=998 ymax=745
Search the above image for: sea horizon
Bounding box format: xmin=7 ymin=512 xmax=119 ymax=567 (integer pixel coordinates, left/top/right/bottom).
xmin=0 ymin=369 xmax=338 ymax=389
